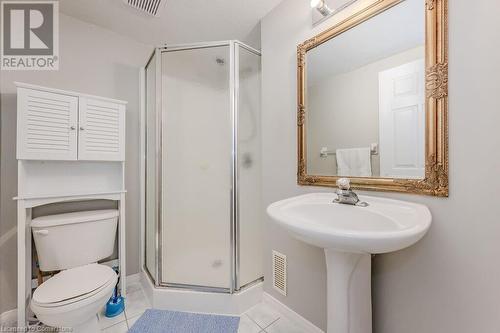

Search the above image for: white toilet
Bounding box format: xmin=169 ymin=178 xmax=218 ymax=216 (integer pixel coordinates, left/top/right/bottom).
xmin=30 ymin=209 xmax=120 ymax=333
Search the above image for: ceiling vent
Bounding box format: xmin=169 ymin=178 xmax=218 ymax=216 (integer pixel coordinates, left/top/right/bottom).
xmin=272 ymin=251 xmax=287 ymax=296
xmin=123 ymin=0 xmax=166 ymax=17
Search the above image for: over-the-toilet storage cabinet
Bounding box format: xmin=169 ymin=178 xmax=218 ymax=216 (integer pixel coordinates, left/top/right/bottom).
xmin=15 ymin=82 xmax=127 ymax=328
xmin=17 ymin=86 xmax=125 ymax=161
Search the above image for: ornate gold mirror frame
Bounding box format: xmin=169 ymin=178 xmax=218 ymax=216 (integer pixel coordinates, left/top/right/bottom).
xmin=297 ymin=0 xmax=448 ymax=196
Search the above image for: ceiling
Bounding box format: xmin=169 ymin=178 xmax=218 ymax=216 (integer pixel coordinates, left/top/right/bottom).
xmin=59 ymin=0 xmax=284 ymax=48
xmin=308 ymin=0 xmax=425 ymax=85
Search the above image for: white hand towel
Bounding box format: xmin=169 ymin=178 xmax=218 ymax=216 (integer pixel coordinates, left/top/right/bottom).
xmin=336 ymin=147 xmax=372 ymax=177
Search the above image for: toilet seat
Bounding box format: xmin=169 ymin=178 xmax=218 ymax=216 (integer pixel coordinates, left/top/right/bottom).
xmin=31 ymin=264 xmax=117 ymax=331
xmin=32 ymin=264 xmax=117 ymax=308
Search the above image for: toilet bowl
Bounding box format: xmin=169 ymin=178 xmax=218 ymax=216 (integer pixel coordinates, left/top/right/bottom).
xmin=31 ymin=264 xmax=117 ymax=333
xmin=29 ymin=209 xmax=120 ymax=332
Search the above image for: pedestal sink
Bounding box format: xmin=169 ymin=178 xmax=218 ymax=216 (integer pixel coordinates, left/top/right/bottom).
xmin=267 ymin=193 xmax=431 ymax=333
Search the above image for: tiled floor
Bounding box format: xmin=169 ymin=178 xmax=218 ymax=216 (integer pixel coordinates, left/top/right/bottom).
xmin=34 ymin=279 xmax=312 ymax=332
xmin=239 ymin=302 xmax=312 ymax=333
xmin=98 ymin=280 xmax=151 ymax=332
xmin=98 ymin=280 xmax=313 ymax=332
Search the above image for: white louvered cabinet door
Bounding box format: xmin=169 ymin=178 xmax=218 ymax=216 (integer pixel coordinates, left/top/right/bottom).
xmin=17 ymin=88 xmax=78 ymax=160
xmin=78 ymin=97 xmax=125 ymax=161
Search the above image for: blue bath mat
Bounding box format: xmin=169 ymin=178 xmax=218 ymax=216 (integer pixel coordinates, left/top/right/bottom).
xmin=128 ymin=309 xmax=240 ymax=333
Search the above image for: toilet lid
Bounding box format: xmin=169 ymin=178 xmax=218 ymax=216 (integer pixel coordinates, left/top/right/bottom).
xmin=33 ymin=264 xmax=116 ymax=305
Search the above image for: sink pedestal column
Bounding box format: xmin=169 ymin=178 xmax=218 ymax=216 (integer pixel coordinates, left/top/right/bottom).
xmin=325 ymin=249 xmax=372 ymax=333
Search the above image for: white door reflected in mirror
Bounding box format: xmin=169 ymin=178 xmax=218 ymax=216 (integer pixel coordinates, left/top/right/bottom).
xmin=379 ymin=59 xmax=425 ymax=178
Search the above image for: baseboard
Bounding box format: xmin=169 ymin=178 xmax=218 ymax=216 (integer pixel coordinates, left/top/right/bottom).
xmin=263 ymin=293 xmax=325 ymax=333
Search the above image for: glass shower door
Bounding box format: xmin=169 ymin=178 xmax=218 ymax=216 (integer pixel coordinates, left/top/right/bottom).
xmin=236 ymin=44 xmax=263 ymax=288
xmin=160 ymin=45 xmax=232 ymax=289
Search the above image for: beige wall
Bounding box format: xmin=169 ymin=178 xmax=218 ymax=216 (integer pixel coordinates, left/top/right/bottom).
xmin=261 ymin=0 xmax=500 ymax=332
xmin=0 ymin=14 xmax=151 ymax=314
xmin=307 ymin=46 xmax=424 ymax=176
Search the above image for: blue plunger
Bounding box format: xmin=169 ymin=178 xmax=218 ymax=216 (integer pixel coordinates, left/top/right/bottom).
xmin=105 ymin=267 xmax=125 ymax=318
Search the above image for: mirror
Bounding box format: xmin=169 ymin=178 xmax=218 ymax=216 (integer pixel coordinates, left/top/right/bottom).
xmin=298 ymin=0 xmax=448 ymax=196
xmin=307 ymin=0 xmax=425 ymax=179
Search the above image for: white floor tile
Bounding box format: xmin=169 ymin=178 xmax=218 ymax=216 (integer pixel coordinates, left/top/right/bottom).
xmin=237 ymin=315 xmax=263 ymax=333
xmin=102 ymin=321 xmax=128 ymax=333
xmin=97 ymin=307 xmax=127 ymax=329
xmin=265 ymin=318 xmax=309 ymax=333
xmin=124 ymin=287 xmax=151 ymax=319
xmin=126 ymin=313 xmax=142 ymax=329
xmin=244 ymin=303 xmax=281 ymax=329
xmin=125 ymin=281 xmax=143 ymax=295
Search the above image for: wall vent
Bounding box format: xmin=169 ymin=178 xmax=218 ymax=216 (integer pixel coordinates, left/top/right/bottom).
xmin=272 ymin=250 xmax=287 ymax=296
xmin=123 ymin=0 xmax=166 ymax=17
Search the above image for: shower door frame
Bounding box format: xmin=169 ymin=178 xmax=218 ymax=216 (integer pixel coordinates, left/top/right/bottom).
xmin=142 ymin=40 xmax=262 ymax=294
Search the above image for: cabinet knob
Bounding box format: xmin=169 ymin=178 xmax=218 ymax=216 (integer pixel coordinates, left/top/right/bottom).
xmin=70 ymin=126 xmax=75 ymax=130
xmin=80 ymin=126 xmax=85 ymax=131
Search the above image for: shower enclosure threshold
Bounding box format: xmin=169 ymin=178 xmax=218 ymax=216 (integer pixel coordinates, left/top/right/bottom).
xmin=140 ymin=271 xmax=264 ymax=315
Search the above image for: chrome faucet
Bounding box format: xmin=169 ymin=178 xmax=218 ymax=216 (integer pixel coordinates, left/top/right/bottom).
xmin=333 ymin=178 xmax=368 ymax=207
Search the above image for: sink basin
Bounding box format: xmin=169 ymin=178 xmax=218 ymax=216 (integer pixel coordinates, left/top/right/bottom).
xmin=267 ymin=193 xmax=431 ymax=333
xmin=267 ymin=193 xmax=431 ymax=253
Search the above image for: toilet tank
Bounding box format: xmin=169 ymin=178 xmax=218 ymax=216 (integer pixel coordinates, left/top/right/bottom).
xmin=31 ymin=210 xmax=119 ymax=271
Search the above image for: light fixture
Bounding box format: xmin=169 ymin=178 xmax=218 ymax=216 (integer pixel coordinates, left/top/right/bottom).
xmin=310 ymin=0 xmax=333 ymax=17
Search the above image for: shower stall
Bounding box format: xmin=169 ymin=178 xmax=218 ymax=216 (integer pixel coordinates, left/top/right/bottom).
xmin=143 ymin=41 xmax=263 ymax=295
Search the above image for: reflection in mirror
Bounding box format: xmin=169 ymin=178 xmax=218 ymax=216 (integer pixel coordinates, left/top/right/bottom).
xmin=306 ymin=0 xmax=425 ymax=179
